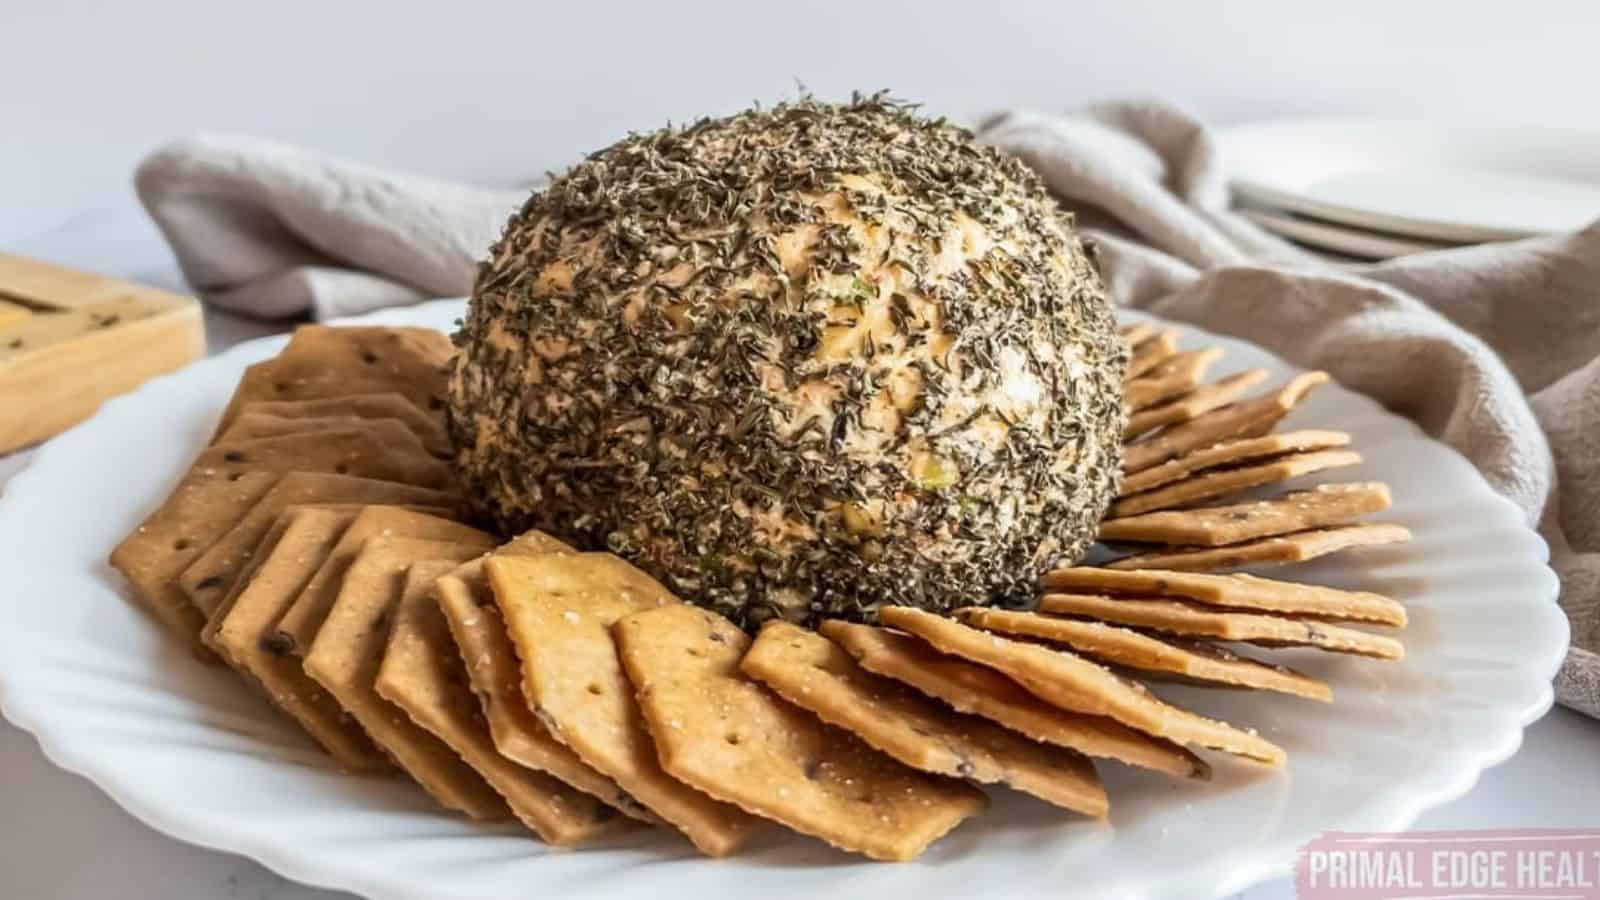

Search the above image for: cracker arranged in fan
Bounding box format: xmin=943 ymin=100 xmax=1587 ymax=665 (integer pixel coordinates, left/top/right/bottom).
xmin=104 ymin=321 xmax=1423 ymax=862
xmin=616 ymin=604 xmax=987 ymax=861
xmin=879 ymin=607 xmax=1288 ymax=765
xmin=743 ymin=621 xmax=1108 ymax=817
xmin=483 ymin=553 xmax=762 ymax=857
xmin=376 ymin=560 xmax=630 ymax=845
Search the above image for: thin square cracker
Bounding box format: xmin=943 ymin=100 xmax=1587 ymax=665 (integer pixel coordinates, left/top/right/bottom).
xmin=1127 ymin=329 xmax=1180 ymax=380
xmin=376 ymin=560 xmax=630 ymax=845
xmin=1100 ymin=482 xmax=1392 ymax=546
xmin=304 ymin=535 xmax=505 ymax=820
xmin=214 ymin=325 xmax=453 ymax=436
xmin=435 ymin=540 xmax=655 ymax=822
xmin=819 ymin=620 xmax=1208 ymax=779
xmin=484 ymin=553 xmax=760 ymax=857
xmin=1110 ymin=448 xmax=1362 ymax=517
xmin=743 ymin=621 xmax=1107 ymax=817
xmin=1042 ymin=567 xmax=1407 ymax=626
xmin=1125 ymin=347 xmax=1223 ymax=411
xmin=953 ymin=609 xmax=1331 ymax=701
xmin=216 ymin=413 xmax=422 ymax=447
xmin=1121 ymin=430 xmax=1352 ymax=496
xmin=879 ymin=607 xmax=1286 ymax=766
xmin=1118 ymin=322 xmax=1157 ymax=345
xmin=616 ymin=605 xmax=987 ymax=861
xmin=1108 ymin=523 xmax=1412 ymax=572
xmin=275 ymin=506 xmax=493 ymax=654
xmin=232 ymin=392 xmax=449 ymax=456
xmin=1124 ymin=372 xmax=1330 ymax=474
xmin=112 ymin=424 xmax=451 ymax=653
xmin=179 ymin=472 xmax=453 ymax=616
xmin=1037 ymin=594 xmax=1404 ymax=660
xmin=203 ymin=505 xmax=389 ymax=770
xmin=1125 ymin=369 xmax=1269 ymax=439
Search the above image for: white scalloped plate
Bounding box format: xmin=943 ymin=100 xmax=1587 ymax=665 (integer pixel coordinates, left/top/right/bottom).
xmin=0 ymin=300 xmax=1566 ymax=900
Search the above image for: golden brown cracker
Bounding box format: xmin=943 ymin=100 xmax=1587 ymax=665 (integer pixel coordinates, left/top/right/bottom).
xmin=484 ymin=553 xmax=760 ymax=857
xmin=1111 ymin=449 xmax=1362 ymax=517
xmin=232 ymin=392 xmax=450 ymax=456
xmin=1037 ymin=593 xmax=1404 ymax=660
xmin=879 ymin=607 xmax=1286 ymax=766
xmin=743 ymin=622 xmax=1107 ymax=817
xmin=203 ymin=505 xmax=389 ymax=770
xmin=617 ymin=605 xmax=987 ymax=861
xmin=214 ymin=325 xmax=453 ymax=436
xmin=110 ymin=467 xmax=277 ymax=652
xmin=819 ymin=621 xmax=1208 ymax=779
xmin=1108 ymin=523 xmax=1413 ymax=572
xmin=275 ymin=506 xmax=493 ymax=654
xmin=113 ymin=425 xmax=449 ymax=653
xmin=216 ymin=412 xmax=419 ymax=447
xmin=1042 ymin=567 xmax=1408 ymax=626
xmin=435 ymin=546 xmax=654 ymax=822
xmin=953 ymin=609 xmax=1331 ymax=701
xmin=1118 ymin=322 xmax=1157 ymax=345
xmin=1125 ymin=347 xmax=1224 ymax=411
xmin=1100 ymin=482 xmax=1392 ymax=546
xmin=1127 ymin=329 xmax=1180 ymax=379
xmin=1124 ymin=372 xmax=1331 ymax=473
xmin=179 ymin=472 xmax=453 ymax=616
xmin=304 ymin=535 xmax=505 ymax=820
xmin=1125 ymin=369 xmax=1270 ymax=439
xmin=376 ymin=560 xmax=629 ymax=845
xmin=1121 ymin=430 xmax=1352 ymax=496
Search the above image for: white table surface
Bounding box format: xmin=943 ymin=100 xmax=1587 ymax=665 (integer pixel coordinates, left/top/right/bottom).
xmin=3 ymin=202 xmax=1596 ymax=900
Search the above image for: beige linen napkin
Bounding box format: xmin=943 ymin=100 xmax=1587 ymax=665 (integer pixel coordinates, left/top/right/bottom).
xmin=134 ymin=103 xmax=1600 ymax=716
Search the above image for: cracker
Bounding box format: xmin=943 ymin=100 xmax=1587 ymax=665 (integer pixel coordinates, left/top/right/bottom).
xmin=435 ymin=544 xmax=654 ymax=822
xmin=1110 ymin=449 xmax=1362 ymax=517
xmin=484 ymin=553 xmax=760 ymax=857
xmin=1100 ymin=482 xmax=1392 ymax=546
xmin=953 ymin=609 xmax=1331 ymax=701
xmin=376 ymin=561 xmax=629 ymax=845
xmin=214 ymin=325 xmax=453 ymax=436
xmin=1125 ymin=347 xmax=1223 ymax=411
xmin=616 ymin=605 xmax=987 ymax=861
xmin=217 ymin=412 xmax=417 ymax=446
xmin=112 ymin=424 xmax=450 ymax=653
xmin=1037 ymin=593 xmax=1404 ymax=660
xmin=743 ymin=621 xmax=1107 ymax=817
xmin=1125 ymin=369 xmax=1269 ymax=439
xmin=878 ymin=607 xmax=1286 ymax=766
xmin=203 ymin=506 xmax=389 ymax=770
xmin=1042 ymin=567 xmax=1408 ymax=626
xmin=1127 ymin=329 xmax=1180 ymax=379
xmin=275 ymin=506 xmax=493 ymax=654
xmin=819 ymin=621 xmax=1209 ymax=779
xmin=304 ymin=535 xmax=505 ymax=820
xmin=233 ymin=392 xmax=450 ymax=456
xmin=179 ymin=472 xmax=453 ymax=616
xmin=1124 ymin=372 xmax=1330 ymax=474
xmin=1118 ymin=322 xmax=1157 ymax=345
xmin=1108 ymin=523 xmax=1413 ymax=572
xmin=1121 ymin=430 xmax=1352 ymax=496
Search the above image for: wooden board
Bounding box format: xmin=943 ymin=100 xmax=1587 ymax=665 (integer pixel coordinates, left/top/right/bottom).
xmin=0 ymin=252 xmax=205 ymax=453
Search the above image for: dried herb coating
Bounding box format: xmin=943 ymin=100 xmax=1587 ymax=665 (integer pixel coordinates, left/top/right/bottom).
xmin=449 ymin=93 xmax=1125 ymax=627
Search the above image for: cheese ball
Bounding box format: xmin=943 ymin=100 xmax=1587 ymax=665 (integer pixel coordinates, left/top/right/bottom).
xmin=449 ymin=94 xmax=1125 ymax=626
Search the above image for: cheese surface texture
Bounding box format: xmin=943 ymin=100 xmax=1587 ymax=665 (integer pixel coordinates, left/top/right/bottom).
xmin=450 ymin=95 xmax=1125 ymax=624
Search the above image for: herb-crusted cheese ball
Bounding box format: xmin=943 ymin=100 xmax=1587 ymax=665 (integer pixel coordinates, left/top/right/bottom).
xmin=450 ymin=94 xmax=1125 ymax=626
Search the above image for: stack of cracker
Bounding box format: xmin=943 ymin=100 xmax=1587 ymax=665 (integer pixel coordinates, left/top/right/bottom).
xmin=103 ymin=322 xmax=1414 ymax=864
xmin=1104 ymin=323 xmax=1412 ymax=572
